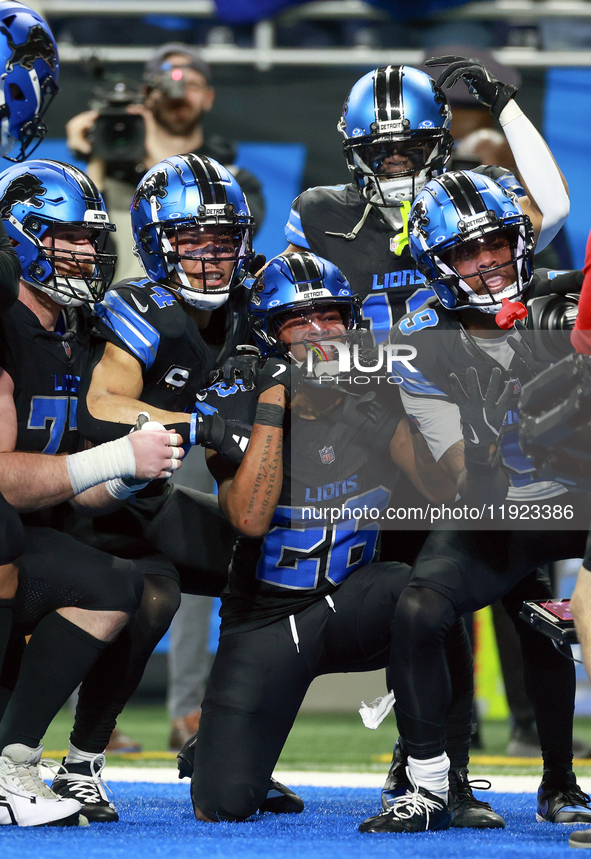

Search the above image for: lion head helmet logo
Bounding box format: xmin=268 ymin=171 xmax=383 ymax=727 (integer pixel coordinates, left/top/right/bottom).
xmin=132 ymin=169 xmax=168 ymax=213
xmin=0 ymin=173 xmax=46 ymax=218
xmin=0 ymin=23 xmax=57 ymax=73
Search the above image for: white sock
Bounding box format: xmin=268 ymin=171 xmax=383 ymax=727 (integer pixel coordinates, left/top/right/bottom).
xmin=407 ymin=753 xmax=450 ymax=800
xmin=65 ymin=742 xmax=105 ymax=766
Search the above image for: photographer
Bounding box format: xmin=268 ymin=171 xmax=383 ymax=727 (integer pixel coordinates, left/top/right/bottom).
xmin=66 ymin=43 xmax=265 ymax=282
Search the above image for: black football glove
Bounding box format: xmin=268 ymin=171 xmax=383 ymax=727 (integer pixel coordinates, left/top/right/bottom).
xmin=507 ymin=321 xmax=554 ymax=380
xmin=209 ymin=345 xmax=262 ymax=392
xmin=256 ymin=356 xmax=303 ymax=400
xmin=449 ymin=367 xmax=515 ymax=467
xmin=191 ymin=413 xmax=251 ymax=464
xmin=425 ymin=55 xmax=518 ymax=120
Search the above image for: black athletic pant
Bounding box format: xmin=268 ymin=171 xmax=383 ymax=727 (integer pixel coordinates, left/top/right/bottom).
xmin=0 ymin=526 xmax=155 ymax=749
xmin=392 ymin=528 xmax=588 ymax=770
xmin=68 ymin=485 xmax=234 ymax=752
xmin=191 ymin=561 xmax=473 ymax=822
xmin=0 ymin=493 xmax=24 ymax=710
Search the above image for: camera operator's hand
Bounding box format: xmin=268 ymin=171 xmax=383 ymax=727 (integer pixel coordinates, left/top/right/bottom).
xmin=425 ymin=55 xmax=518 ymax=120
xmin=450 ymin=367 xmax=515 ymax=467
xmin=65 ymin=109 xmax=99 ymax=158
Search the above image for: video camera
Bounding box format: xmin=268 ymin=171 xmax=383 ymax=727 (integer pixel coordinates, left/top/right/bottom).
xmin=88 ymin=80 xmax=145 ymax=166
xmin=518 ymin=352 xmax=591 ymax=490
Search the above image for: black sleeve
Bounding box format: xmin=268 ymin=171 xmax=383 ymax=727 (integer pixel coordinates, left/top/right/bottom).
xmin=0 ymin=220 xmax=21 ymax=314
xmin=529 ymin=268 xmax=584 ymax=297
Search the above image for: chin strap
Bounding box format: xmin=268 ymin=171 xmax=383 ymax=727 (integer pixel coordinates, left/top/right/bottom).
xmin=325 ymin=203 xmax=372 ymax=242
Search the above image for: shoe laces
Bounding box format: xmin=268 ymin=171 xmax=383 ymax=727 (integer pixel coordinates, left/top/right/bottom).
xmin=4 ymin=755 xmax=60 ymax=800
xmin=553 ymin=783 xmax=591 ymax=808
xmin=56 ymin=755 xmax=111 ymax=805
xmin=386 ymin=771 xmax=444 ymax=824
xmin=450 ymin=775 xmax=494 ymax=810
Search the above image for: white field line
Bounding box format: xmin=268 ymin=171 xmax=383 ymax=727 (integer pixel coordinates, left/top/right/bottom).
xmin=87 ymin=767 xmax=591 ymax=795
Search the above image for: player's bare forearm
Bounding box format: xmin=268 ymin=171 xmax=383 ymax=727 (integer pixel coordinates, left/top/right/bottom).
xmin=87 ymin=341 xmax=190 ymax=430
xmin=220 ymin=387 xmax=285 ymax=537
xmin=88 ymin=389 xmax=190 ymax=431
xmin=405 ymin=430 xmax=457 ymax=504
xmin=0 ymin=450 xmax=77 ymax=510
xmin=440 ymin=440 xmax=509 ymax=506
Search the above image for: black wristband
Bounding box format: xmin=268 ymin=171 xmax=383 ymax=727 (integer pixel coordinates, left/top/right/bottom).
xmin=254 ymin=403 xmax=285 ymax=428
xmin=463 ymin=447 xmax=499 ymax=475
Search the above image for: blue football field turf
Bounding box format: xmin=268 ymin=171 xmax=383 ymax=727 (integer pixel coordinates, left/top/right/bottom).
xmin=0 ymin=784 xmax=582 ymax=859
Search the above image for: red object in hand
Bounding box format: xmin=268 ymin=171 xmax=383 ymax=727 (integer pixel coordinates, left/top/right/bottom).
xmin=495 ymin=297 xmax=528 ymax=329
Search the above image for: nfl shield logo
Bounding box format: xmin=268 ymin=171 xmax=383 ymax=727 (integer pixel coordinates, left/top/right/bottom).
xmin=319 ymin=445 xmax=335 ymax=464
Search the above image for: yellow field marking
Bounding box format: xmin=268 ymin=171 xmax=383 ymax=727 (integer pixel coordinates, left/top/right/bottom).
xmin=371 ymin=753 xmax=591 ymax=766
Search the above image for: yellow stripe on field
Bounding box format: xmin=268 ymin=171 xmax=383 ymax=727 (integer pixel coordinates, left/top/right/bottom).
xmin=371 ymin=753 xmax=591 ymax=766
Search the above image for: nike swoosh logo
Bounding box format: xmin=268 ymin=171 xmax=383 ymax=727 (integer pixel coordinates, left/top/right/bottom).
xmin=129 ymin=293 xmax=149 ymax=314
xmin=467 ymin=424 xmax=480 ymax=445
xmin=272 ymin=365 xmax=287 ymax=378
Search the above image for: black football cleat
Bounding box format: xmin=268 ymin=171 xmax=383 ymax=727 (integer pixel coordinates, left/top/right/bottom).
xmin=177 ymin=730 xmax=198 ymax=781
xmin=360 ymin=785 xmax=450 ymax=833
xmin=259 ymin=778 xmax=304 ymax=814
xmin=51 ymin=754 xmax=118 ymax=823
xmin=569 ymin=829 xmax=591 ymax=848
xmin=537 ymin=771 xmax=591 ymax=823
xmin=179 ymin=733 xmax=303 ymax=815
xmin=381 ymin=738 xmax=411 ymax=810
xmin=448 ymin=768 xmax=505 ymax=828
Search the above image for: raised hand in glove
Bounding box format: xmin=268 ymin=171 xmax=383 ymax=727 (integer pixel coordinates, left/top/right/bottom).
xmin=256 ymin=356 xmax=303 ymax=400
xmin=209 ymin=345 xmax=261 ymax=392
xmin=425 ymin=55 xmax=518 ymax=120
xmin=449 ymin=366 xmax=515 ymax=469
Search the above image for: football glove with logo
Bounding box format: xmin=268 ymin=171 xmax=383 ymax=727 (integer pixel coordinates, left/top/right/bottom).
xmin=449 ymin=367 xmax=515 ymax=470
xmin=425 ymin=55 xmax=517 ymax=120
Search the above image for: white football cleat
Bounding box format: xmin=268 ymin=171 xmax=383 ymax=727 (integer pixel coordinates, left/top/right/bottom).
xmin=0 ymin=743 xmax=81 ymax=827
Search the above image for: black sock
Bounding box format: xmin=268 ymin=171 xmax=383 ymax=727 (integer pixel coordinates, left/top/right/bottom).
xmin=0 ymin=599 xmax=15 ymax=678
xmin=71 ymin=575 xmax=179 ymax=754
xmin=0 ymin=611 xmax=109 ymax=750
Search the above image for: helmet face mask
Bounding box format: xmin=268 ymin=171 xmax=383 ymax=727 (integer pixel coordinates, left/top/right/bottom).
xmin=409 ymin=171 xmax=535 ymax=314
xmin=339 ymin=65 xmax=452 ymax=212
xmin=30 ymin=221 xmax=115 ymax=306
xmin=0 ymin=3 xmax=59 ymax=162
xmin=0 ymin=159 xmax=115 ymax=306
xmin=132 ymin=155 xmax=254 ymax=310
xmin=249 ymin=252 xmax=360 ymax=383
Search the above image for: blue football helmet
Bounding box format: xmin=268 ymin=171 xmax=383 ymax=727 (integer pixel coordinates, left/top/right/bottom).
xmin=338 ymin=65 xmax=452 ymax=216
xmin=131 ymin=153 xmax=254 ymax=311
xmin=249 ymin=252 xmax=360 ymax=383
xmin=0 ymin=2 xmax=59 ymax=161
xmin=408 ymin=170 xmax=535 ymax=313
xmin=0 ymin=159 xmax=116 ymax=305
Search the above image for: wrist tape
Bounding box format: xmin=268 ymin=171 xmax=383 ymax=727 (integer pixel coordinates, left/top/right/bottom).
xmin=67 ymin=436 xmax=136 ymax=496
